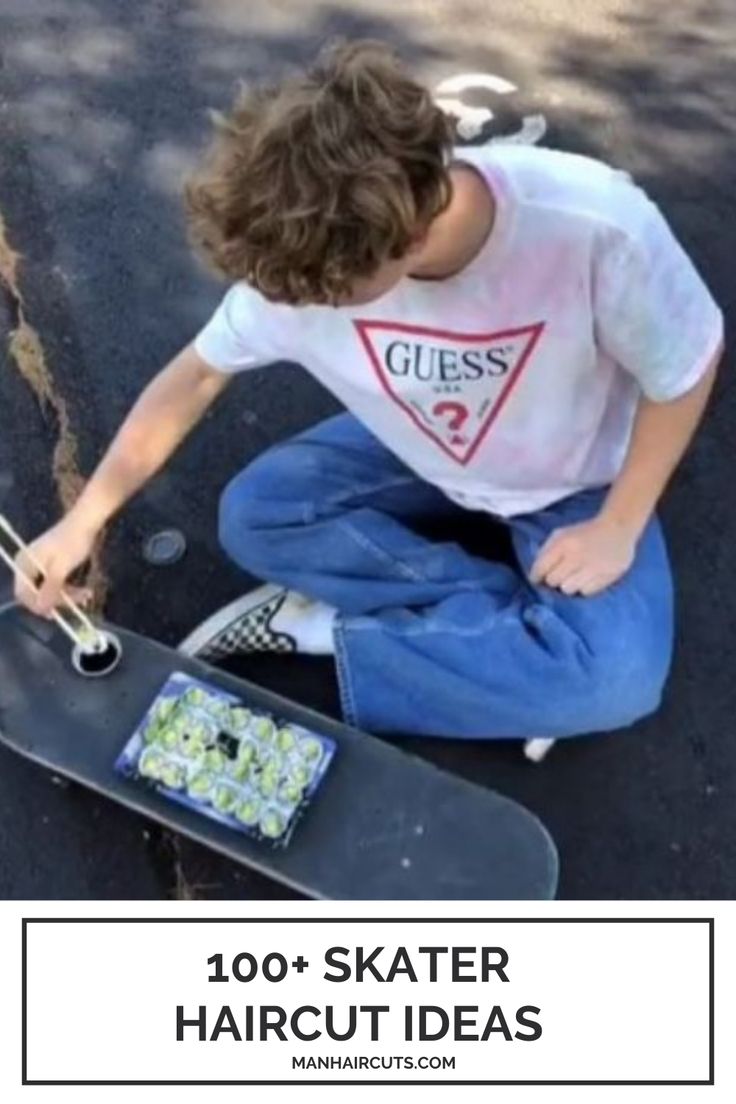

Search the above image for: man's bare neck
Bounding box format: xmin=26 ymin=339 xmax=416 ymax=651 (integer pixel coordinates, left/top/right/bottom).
xmin=409 ymin=162 xmax=496 ymax=281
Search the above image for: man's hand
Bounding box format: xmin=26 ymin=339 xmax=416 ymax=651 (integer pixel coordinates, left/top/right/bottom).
xmin=530 ymin=515 xmax=637 ymax=596
xmin=14 ymin=514 xmax=98 ymax=617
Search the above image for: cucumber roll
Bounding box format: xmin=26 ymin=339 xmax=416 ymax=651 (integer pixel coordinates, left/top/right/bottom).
xmin=209 ymin=698 xmax=232 ymax=724
xmin=258 ymin=754 xmax=283 ymax=783
xmin=277 ymin=726 xmax=298 ymax=753
xmin=183 ymin=686 xmax=208 ymax=708
xmin=139 ymin=747 xmax=166 ymax=780
xmin=187 ymin=770 xmax=215 ymax=801
xmin=212 ymin=782 xmax=239 ymax=815
xmin=236 ymin=740 xmax=256 ymax=766
xmin=298 ymin=736 xmax=323 ymax=763
xmin=228 ymin=759 xmax=251 ymax=784
xmin=171 ymin=711 xmax=190 ymax=735
xmin=142 ymin=722 xmax=160 ymax=745
xmin=250 ymin=716 xmax=276 ymax=743
xmin=259 ymin=808 xmax=287 ymax=840
xmin=159 ymin=726 xmax=179 ymax=751
xmin=236 ymin=795 xmax=261 ymax=826
xmin=258 ymin=772 xmax=279 ymax=799
xmin=289 ymin=762 xmax=312 ymax=789
xmin=154 ymin=697 xmax=177 ymax=723
xmin=160 ymin=761 xmax=187 ymax=790
xmin=229 ymin=706 xmax=252 ymax=732
xmin=203 ymin=746 xmax=227 ymax=773
xmin=76 ymin=624 xmax=102 ymax=652
xmin=180 ymin=733 xmax=206 ymax=761
xmin=278 ymin=779 xmax=304 ymax=806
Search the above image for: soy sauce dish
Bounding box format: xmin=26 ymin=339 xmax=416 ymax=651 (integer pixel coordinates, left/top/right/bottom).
xmin=71 ymin=631 xmax=123 ymax=678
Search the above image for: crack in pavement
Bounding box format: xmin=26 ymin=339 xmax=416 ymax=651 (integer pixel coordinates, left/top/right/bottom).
xmin=0 ymin=209 xmax=212 ymax=898
xmin=0 ymin=208 xmax=109 ymax=613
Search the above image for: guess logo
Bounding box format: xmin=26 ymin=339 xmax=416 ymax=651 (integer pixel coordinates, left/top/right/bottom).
xmin=354 ymin=319 xmax=545 ymax=464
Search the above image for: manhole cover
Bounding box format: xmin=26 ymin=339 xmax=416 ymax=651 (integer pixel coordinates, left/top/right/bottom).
xmin=143 ymin=529 xmax=187 ymax=566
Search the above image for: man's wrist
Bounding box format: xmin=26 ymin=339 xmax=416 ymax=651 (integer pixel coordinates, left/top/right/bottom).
xmin=597 ymin=496 xmax=652 ymax=543
xmin=66 ymin=496 xmax=109 ymax=537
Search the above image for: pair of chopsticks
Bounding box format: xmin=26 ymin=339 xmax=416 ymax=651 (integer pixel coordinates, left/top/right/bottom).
xmin=0 ymin=514 xmax=106 ymax=654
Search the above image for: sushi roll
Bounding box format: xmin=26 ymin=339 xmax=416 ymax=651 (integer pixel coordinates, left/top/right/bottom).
xmin=228 ymin=759 xmax=252 ymax=784
xmin=277 ymin=726 xmax=298 ymax=753
xmin=203 ymin=746 xmax=227 ymax=774
xmin=209 ymin=698 xmax=232 ymax=724
xmin=182 ymin=686 xmax=208 ymax=708
xmin=171 ymin=713 xmax=194 ymax=740
xmin=250 ymin=715 xmax=276 ymax=743
xmin=235 ymin=794 xmax=262 ymax=826
xmin=278 ymin=779 xmax=304 ymax=806
xmin=259 ymin=808 xmax=287 ymax=840
xmin=160 ymin=761 xmax=187 ymax=791
xmin=229 ymin=706 xmax=252 ymax=732
xmin=142 ymin=722 xmax=161 ymax=745
xmin=159 ymin=725 xmax=179 ymax=751
xmin=76 ymin=623 xmax=102 ymax=652
xmin=154 ymin=697 xmax=177 ymax=723
xmin=186 ymin=719 xmax=211 ymax=742
xmin=236 ymin=740 xmax=256 ymax=766
xmin=180 ymin=732 xmax=206 ymax=761
xmin=288 ymin=762 xmax=313 ymax=789
xmin=298 ymin=736 xmax=323 ymax=764
xmin=180 ymin=724 xmax=208 ymax=759
xmin=139 ymin=747 xmax=166 ymax=780
xmin=258 ymin=772 xmax=279 ymax=799
xmin=212 ymin=782 xmax=239 ymax=815
xmin=258 ymin=755 xmax=284 ymax=781
xmin=187 ymin=770 xmax=216 ymax=802
xmin=258 ymin=741 xmax=287 ymax=772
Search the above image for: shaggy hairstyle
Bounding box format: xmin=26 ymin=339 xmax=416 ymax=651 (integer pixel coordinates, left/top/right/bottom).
xmin=183 ymin=39 xmax=456 ymax=305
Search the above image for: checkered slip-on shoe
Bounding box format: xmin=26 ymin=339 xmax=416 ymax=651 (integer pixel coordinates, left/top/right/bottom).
xmin=178 ymin=584 xmax=297 ymax=661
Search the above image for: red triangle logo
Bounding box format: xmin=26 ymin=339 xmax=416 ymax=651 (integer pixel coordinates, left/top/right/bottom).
xmin=354 ymin=319 xmax=545 ymax=465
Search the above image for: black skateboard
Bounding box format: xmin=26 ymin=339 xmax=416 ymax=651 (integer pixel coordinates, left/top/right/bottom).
xmin=0 ymin=602 xmax=558 ymax=899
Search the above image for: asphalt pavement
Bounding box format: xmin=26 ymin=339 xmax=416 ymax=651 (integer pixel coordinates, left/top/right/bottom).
xmin=0 ymin=0 xmax=734 ymax=899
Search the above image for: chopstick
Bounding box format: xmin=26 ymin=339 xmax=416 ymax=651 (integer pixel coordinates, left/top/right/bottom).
xmin=0 ymin=514 xmax=105 ymax=654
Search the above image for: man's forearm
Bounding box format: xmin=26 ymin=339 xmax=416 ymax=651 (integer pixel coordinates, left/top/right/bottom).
xmin=600 ymin=345 xmax=723 ymax=539
xmin=68 ymin=343 xmax=230 ymax=532
xmin=67 ymin=426 xmax=171 ymax=533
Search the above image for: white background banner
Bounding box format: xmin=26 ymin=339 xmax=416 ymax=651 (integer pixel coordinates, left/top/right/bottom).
xmin=0 ymin=899 xmax=732 ymax=1103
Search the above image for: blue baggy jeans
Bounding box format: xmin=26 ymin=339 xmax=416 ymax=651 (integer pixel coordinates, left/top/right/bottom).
xmin=219 ymin=413 xmax=674 ymax=739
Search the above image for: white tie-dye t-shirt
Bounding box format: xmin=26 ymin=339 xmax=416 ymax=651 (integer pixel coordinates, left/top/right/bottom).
xmin=193 ymin=144 xmax=723 ymax=517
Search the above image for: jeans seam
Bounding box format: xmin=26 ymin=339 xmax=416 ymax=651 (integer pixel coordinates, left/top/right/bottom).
xmin=345 ymin=612 xmax=526 ymax=638
xmin=333 ymin=616 xmax=359 ymax=726
xmin=301 ymin=474 xmax=419 ymax=526
xmin=335 ymin=518 xmax=428 ymax=582
xmin=329 ymin=472 xmax=420 ymax=510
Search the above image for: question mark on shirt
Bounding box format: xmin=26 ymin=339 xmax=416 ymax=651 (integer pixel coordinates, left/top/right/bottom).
xmin=433 ymin=401 xmax=470 ymax=444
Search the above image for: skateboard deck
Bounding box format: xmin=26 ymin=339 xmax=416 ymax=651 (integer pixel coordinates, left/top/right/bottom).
xmin=0 ymin=603 xmax=558 ymax=899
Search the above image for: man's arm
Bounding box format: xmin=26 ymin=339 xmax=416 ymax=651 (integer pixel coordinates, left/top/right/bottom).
xmin=66 ymin=342 xmax=231 ymax=531
xmin=600 ymin=345 xmax=721 ymax=536
xmin=531 ymin=341 xmax=723 ymax=596
xmin=16 ymin=341 xmax=232 ymax=615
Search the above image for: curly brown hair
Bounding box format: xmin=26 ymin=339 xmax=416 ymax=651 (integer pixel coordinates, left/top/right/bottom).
xmin=182 ymin=39 xmax=456 ymax=305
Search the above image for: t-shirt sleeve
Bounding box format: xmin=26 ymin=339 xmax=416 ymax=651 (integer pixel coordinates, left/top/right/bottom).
xmin=193 ymin=284 xmax=273 ymax=374
xmin=592 ymin=178 xmax=724 ymax=401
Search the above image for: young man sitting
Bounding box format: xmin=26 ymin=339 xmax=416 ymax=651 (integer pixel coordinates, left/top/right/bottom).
xmin=17 ymin=40 xmax=724 ymax=742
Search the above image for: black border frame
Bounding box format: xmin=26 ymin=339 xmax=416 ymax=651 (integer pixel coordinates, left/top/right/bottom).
xmin=21 ymin=917 xmax=715 ymax=1086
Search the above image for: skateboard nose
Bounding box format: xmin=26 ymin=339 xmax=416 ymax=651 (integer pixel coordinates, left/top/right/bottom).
xmin=71 ymin=630 xmax=122 ymax=678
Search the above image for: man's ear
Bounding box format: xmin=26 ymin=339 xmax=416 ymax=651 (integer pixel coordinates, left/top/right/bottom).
xmin=407 ymin=226 xmax=430 ymax=254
